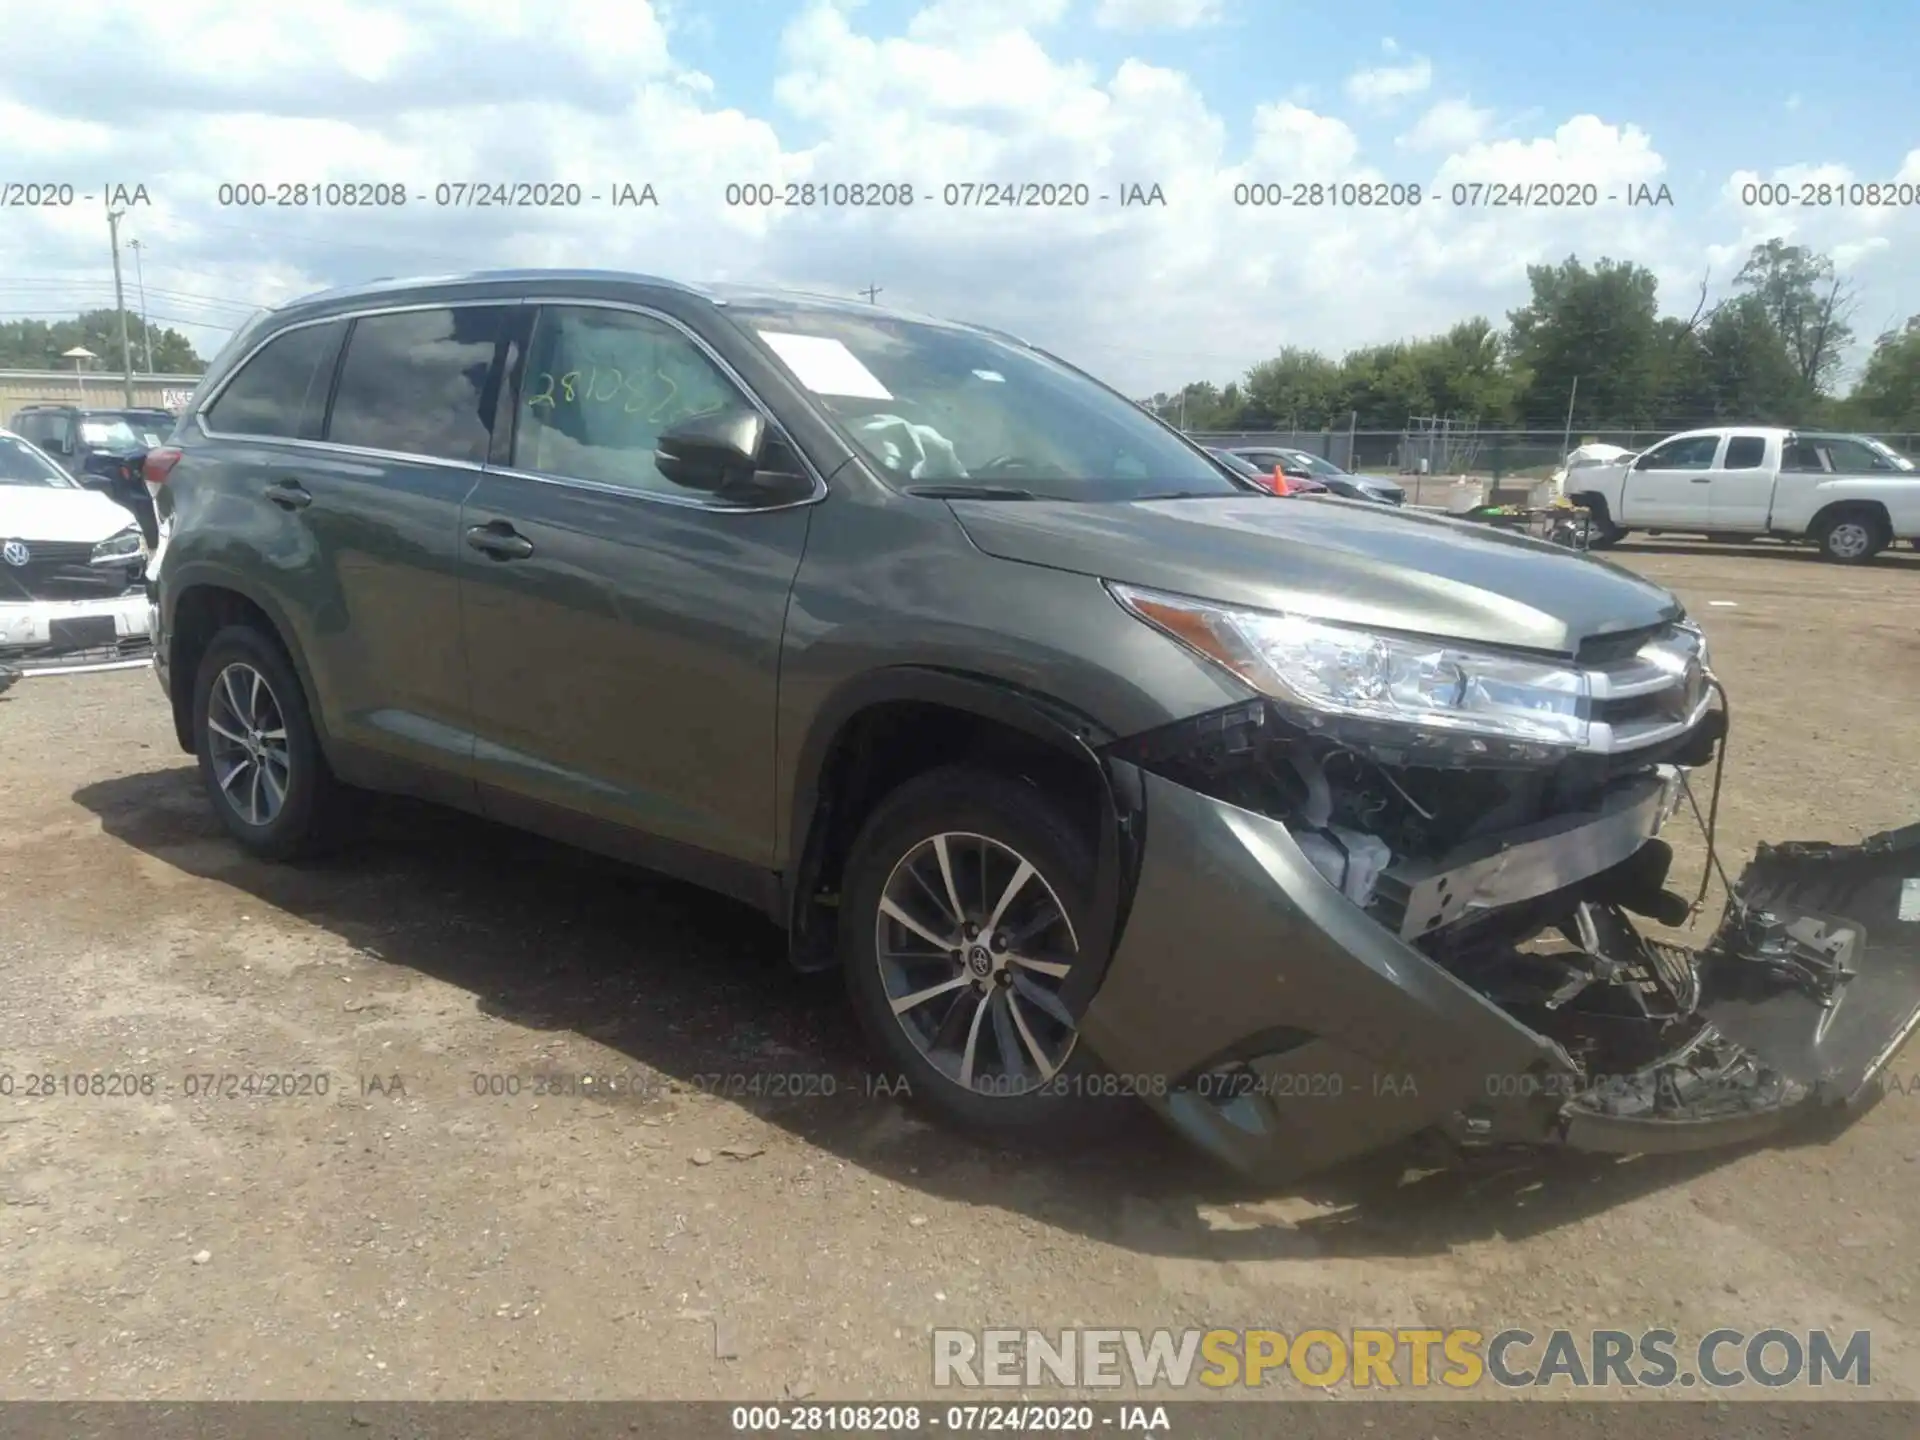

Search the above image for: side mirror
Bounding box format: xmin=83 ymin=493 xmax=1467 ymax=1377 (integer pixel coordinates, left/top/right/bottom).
xmin=654 ymin=407 xmax=813 ymax=505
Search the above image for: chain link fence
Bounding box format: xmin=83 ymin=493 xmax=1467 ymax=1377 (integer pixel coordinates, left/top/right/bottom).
xmin=1188 ymin=427 xmax=1920 ymax=487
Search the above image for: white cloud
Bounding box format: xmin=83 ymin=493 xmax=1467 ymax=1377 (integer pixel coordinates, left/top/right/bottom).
xmin=1345 ymin=45 xmax=1432 ymax=107
xmin=1397 ymin=97 xmax=1492 ymax=153
xmin=1093 ymin=0 xmax=1224 ymax=29
xmin=0 ymin=0 xmax=1913 ymax=396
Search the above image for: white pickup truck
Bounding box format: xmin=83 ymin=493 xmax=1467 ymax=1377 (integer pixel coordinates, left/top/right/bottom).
xmin=1566 ymin=426 xmax=1920 ymax=563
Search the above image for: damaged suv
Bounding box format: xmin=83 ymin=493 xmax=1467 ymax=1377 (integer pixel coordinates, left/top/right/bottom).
xmin=147 ymin=271 xmax=1920 ymax=1180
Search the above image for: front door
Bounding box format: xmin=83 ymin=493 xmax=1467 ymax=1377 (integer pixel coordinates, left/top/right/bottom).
xmin=459 ymin=301 xmax=816 ymax=872
xmin=1620 ymin=432 xmax=1722 ymax=527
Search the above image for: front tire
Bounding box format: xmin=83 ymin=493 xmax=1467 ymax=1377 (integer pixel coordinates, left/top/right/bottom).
xmin=841 ymin=766 xmax=1129 ymax=1147
xmin=191 ymin=623 xmax=350 ymax=860
xmin=1815 ymin=508 xmax=1888 ymax=565
xmin=1572 ymin=495 xmax=1628 ymax=548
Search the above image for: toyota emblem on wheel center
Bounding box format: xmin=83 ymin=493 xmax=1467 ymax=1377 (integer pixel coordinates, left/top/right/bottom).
xmin=1 ymin=540 xmax=29 ymax=567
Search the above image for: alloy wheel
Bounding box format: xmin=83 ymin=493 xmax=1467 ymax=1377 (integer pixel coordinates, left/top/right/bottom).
xmin=874 ymin=831 xmax=1081 ymax=1097
xmin=205 ymin=661 xmax=292 ymax=827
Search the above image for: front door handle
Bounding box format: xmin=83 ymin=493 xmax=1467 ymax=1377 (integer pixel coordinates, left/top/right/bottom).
xmin=265 ymin=478 xmax=312 ymax=510
xmin=1690 ymin=476 xmax=1713 ymax=483
xmin=465 ymin=521 xmax=535 ymax=560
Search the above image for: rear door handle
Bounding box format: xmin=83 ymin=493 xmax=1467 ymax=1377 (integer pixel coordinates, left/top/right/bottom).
xmin=465 ymin=521 xmax=534 ymax=560
xmin=265 ymin=479 xmax=312 ymax=510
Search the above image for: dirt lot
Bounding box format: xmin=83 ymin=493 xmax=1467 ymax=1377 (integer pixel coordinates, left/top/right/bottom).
xmin=2 ymin=539 xmax=1919 ymax=1403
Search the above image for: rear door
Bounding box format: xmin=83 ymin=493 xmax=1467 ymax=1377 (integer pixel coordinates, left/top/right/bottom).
xmin=1619 ymin=432 xmax=1722 ymax=526
xmin=298 ymin=302 xmax=514 ymax=802
xmin=194 ymin=303 xmax=507 ymax=806
xmin=458 ymin=299 xmax=817 ymax=873
xmin=1707 ymin=432 xmax=1774 ymax=530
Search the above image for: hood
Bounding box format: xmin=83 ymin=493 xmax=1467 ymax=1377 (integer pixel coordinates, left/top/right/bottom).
xmin=0 ymin=485 xmax=139 ymax=544
xmin=948 ymin=495 xmax=1683 ymax=657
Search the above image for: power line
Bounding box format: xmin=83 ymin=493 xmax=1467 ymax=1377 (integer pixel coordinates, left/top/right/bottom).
xmin=0 ymin=278 xmax=263 ymax=313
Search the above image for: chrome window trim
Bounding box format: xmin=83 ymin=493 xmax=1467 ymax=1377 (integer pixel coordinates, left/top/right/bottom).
xmin=194 ymin=297 xmax=515 ymax=447
xmin=191 ymin=293 xmax=828 ymax=515
xmin=478 ymin=463 xmax=822 ymax=515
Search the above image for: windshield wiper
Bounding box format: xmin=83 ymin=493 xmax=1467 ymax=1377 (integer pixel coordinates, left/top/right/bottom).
xmin=1132 ymin=489 xmax=1243 ymax=501
xmin=903 ymin=484 xmax=1039 ymax=500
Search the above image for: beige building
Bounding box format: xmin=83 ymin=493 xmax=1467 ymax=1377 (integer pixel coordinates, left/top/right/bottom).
xmin=0 ymin=369 xmax=204 ymax=419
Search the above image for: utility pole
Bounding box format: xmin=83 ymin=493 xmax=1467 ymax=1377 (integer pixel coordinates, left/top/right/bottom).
xmin=106 ymin=203 xmax=135 ymax=404
xmin=1347 ymin=409 xmax=1358 ymax=468
xmin=860 ymin=284 xmax=881 ymax=303
xmin=129 ymin=238 xmax=154 ymax=373
xmin=1560 ymin=375 xmax=1579 ymax=458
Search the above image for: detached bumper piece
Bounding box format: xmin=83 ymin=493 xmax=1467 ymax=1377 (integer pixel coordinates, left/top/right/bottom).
xmin=1566 ymin=822 xmax=1920 ymax=1153
xmin=1078 ymin=755 xmax=1920 ymax=1180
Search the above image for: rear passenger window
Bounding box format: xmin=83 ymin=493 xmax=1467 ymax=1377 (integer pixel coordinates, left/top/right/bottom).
xmin=326 ymin=306 xmax=509 ymax=463
xmin=204 ymin=321 xmax=346 ymax=439
xmin=510 ymin=305 xmax=753 ymax=498
xmin=1722 ymin=436 xmax=1766 ymax=469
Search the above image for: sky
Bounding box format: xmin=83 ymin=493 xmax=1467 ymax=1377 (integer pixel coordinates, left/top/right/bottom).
xmin=3 ymin=0 xmax=1917 ymax=398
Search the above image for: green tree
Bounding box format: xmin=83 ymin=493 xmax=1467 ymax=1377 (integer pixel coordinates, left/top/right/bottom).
xmin=0 ymin=308 xmax=205 ymax=373
xmin=1413 ymin=317 xmax=1517 ymax=422
xmin=1506 ymin=257 xmax=1666 ymax=426
xmin=1848 ymin=316 xmax=1920 ymax=431
xmin=1241 ymin=346 xmax=1343 ymax=428
xmin=1733 ymin=239 xmax=1855 ymax=394
xmin=1692 ymin=293 xmax=1811 ymax=421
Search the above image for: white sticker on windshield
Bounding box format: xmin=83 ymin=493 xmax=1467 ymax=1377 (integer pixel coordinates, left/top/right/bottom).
xmin=756 ymin=331 xmax=893 ymax=400
xmin=80 ymin=424 xmax=111 ymax=443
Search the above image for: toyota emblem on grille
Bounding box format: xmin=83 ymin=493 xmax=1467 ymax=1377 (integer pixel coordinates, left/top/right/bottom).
xmin=0 ymin=540 xmax=28 ymax=567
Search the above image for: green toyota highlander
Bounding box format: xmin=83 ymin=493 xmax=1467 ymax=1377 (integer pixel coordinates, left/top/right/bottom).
xmin=143 ymin=270 xmax=1920 ymax=1180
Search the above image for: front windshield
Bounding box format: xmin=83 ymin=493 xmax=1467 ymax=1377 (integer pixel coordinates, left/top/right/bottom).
xmin=115 ymin=413 xmax=174 ymax=447
xmin=1287 ymin=450 xmax=1346 ymax=477
xmin=1210 ymin=449 xmax=1266 ymax=480
xmin=730 ymin=303 xmax=1237 ymax=500
xmin=77 ymin=417 xmax=145 ymax=451
xmin=1863 ymin=436 xmax=1915 ymax=471
xmin=0 ymin=435 xmax=78 ymax=487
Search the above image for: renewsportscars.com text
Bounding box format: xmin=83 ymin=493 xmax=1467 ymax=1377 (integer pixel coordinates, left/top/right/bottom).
xmin=932 ymin=1327 xmax=1871 ymax=1390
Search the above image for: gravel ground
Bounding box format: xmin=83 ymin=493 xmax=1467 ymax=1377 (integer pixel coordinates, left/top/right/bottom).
xmin=2 ymin=539 xmax=1918 ymax=1403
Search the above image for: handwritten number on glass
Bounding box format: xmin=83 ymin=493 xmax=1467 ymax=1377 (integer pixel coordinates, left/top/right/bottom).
xmin=526 ymin=365 xmax=684 ymax=420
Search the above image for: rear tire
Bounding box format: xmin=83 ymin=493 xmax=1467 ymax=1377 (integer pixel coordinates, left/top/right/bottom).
xmin=840 ymin=765 xmax=1131 ymax=1148
xmin=1814 ymin=507 xmax=1888 ymax=565
xmin=191 ymin=623 xmax=351 ymax=861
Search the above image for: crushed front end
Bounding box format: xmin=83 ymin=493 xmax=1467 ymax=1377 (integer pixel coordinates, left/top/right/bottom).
xmin=1076 ymin=600 xmax=1920 ymax=1182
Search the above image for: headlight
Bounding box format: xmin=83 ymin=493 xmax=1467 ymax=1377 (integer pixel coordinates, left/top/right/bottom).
xmin=90 ymin=525 xmax=145 ymax=565
xmin=1110 ymin=582 xmax=1591 ymax=750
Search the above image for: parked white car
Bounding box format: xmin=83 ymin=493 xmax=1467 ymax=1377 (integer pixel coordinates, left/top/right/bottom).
xmin=1566 ymin=426 xmax=1920 ymax=563
xmin=0 ymin=426 xmax=152 ymax=672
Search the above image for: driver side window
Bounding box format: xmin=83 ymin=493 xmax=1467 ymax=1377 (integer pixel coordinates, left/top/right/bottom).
xmin=513 ymin=305 xmax=750 ymax=498
xmin=1643 ymin=435 xmax=1719 ymax=470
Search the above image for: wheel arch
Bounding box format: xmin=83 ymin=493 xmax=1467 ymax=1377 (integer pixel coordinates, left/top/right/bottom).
xmin=163 ymin=565 xmax=327 ymax=758
xmin=782 ymin=667 xmax=1142 ymax=1007
xmin=1809 ymin=497 xmax=1892 ymax=541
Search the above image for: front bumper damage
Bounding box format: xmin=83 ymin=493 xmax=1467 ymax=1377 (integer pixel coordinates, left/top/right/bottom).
xmin=1077 ymin=706 xmax=1920 ymax=1183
